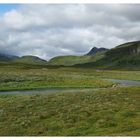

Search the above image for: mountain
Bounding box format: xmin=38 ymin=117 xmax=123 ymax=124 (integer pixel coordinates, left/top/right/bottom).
xmin=0 ymin=53 xmax=19 ymax=62
xmin=0 ymin=52 xmax=47 ymax=66
xmin=106 ymin=41 xmax=140 ymax=56
xmin=48 ymin=55 xmax=91 ymax=66
xmin=86 ymin=47 xmax=108 ymax=55
xmin=12 ymin=55 xmax=47 ymax=65
xmin=48 ymin=51 xmax=105 ymax=66
xmin=75 ymin=41 xmax=140 ymax=70
xmin=48 ymin=46 xmax=107 ymax=66
xmin=1 ymin=41 xmax=140 ymax=69
xmin=104 ymin=41 xmax=140 ymax=69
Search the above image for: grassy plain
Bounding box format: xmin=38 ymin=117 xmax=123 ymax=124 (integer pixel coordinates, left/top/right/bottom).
xmin=0 ymin=86 xmax=140 ymax=136
xmin=0 ymin=66 xmax=115 ymax=91
xmin=0 ymin=65 xmax=140 ymax=136
xmin=0 ymin=66 xmax=140 ymax=91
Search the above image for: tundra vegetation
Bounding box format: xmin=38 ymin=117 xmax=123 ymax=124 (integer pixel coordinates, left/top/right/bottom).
xmin=0 ymin=41 xmax=140 ymax=136
xmin=0 ymin=66 xmax=140 ymax=136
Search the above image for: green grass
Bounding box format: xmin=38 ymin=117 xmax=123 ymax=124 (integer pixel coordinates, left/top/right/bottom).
xmin=48 ymin=52 xmax=104 ymax=66
xmin=0 ymin=65 xmax=140 ymax=136
xmin=0 ymin=86 xmax=140 ymax=136
xmin=12 ymin=55 xmax=47 ymax=65
xmin=0 ymin=41 xmax=140 ymax=136
xmin=0 ymin=66 xmax=140 ymax=91
xmin=0 ymin=67 xmax=115 ymax=91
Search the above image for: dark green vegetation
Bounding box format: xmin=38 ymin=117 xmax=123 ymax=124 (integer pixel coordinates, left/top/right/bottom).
xmin=93 ymin=41 xmax=140 ymax=69
xmin=0 ymin=86 xmax=140 ymax=136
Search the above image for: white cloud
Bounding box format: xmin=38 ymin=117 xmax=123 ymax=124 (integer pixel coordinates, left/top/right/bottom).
xmin=0 ymin=4 xmax=140 ymax=60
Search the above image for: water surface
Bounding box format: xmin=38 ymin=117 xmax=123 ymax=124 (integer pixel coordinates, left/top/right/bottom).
xmin=0 ymin=79 xmax=140 ymax=95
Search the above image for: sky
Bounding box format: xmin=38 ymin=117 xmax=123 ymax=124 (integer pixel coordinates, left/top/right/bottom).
xmin=0 ymin=4 xmax=19 ymax=14
xmin=0 ymin=4 xmax=140 ymax=60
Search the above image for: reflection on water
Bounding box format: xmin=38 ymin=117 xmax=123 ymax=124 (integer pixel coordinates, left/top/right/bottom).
xmin=0 ymin=79 xmax=140 ymax=95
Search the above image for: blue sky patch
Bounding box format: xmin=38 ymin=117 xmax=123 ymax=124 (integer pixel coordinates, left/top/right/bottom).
xmin=0 ymin=4 xmax=19 ymax=14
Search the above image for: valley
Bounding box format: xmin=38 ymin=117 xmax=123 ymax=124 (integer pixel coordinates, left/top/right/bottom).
xmin=0 ymin=41 xmax=140 ymax=136
xmin=0 ymin=66 xmax=140 ymax=136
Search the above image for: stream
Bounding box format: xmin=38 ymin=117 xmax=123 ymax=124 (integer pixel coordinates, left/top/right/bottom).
xmin=0 ymin=79 xmax=140 ymax=95
xmin=102 ymin=79 xmax=140 ymax=86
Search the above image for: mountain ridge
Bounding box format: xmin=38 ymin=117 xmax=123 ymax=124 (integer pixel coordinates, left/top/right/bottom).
xmin=0 ymin=40 xmax=140 ymax=69
xmin=12 ymin=55 xmax=47 ymax=65
xmin=0 ymin=53 xmax=19 ymax=62
xmin=0 ymin=53 xmax=47 ymax=65
xmin=86 ymin=47 xmax=108 ymax=55
xmin=75 ymin=40 xmax=140 ymax=70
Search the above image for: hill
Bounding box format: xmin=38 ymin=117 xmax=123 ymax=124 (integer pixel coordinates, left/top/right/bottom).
xmin=76 ymin=41 xmax=140 ymax=70
xmin=12 ymin=55 xmax=47 ymax=65
xmin=48 ymin=52 xmax=105 ymax=66
xmin=1 ymin=41 xmax=140 ymax=69
xmin=48 ymin=46 xmax=108 ymax=66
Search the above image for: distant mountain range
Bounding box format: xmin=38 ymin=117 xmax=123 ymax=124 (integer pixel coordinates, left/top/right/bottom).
xmin=0 ymin=40 xmax=140 ymax=69
xmin=0 ymin=53 xmax=18 ymax=62
xmin=0 ymin=54 xmax=47 ymax=65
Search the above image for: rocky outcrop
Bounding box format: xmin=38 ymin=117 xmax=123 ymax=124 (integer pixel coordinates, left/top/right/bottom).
xmin=106 ymin=41 xmax=140 ymax=56
xmin=86 ymin=47 xmax=108 ymax=55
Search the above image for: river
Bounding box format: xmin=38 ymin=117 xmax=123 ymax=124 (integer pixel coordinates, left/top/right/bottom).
xmin=0 ymin=79 xmax=140 ymax=95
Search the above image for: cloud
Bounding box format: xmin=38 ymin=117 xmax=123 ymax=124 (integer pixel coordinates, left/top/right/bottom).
xmin=0 ymin=4 xmax=140 ymax=60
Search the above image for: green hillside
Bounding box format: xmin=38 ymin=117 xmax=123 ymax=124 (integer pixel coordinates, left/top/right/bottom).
xmin=75 ymin=41 xmax=140 ymax=70
xmin=99 ymin=41 xmax=140 ymax=69
xmin=1 ymin=41 xmax=140 ymax=69
xmin=48 ymin=41 xmax=140 ymax=69
xmin=12 ymin=55 xmax=47 ymax=65
xmin=48 ymin=52 xmax=105 ymax=66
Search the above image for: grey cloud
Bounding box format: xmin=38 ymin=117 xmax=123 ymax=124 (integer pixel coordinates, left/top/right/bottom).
xmin=0 ymin=4 xmax=140 ymax=60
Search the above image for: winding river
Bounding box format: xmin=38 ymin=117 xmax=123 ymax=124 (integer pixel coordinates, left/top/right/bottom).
xmin=102 ymin=79 xmax=140 ymax=86
xmin=0 ymin=79 xmax=140 ymax=95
